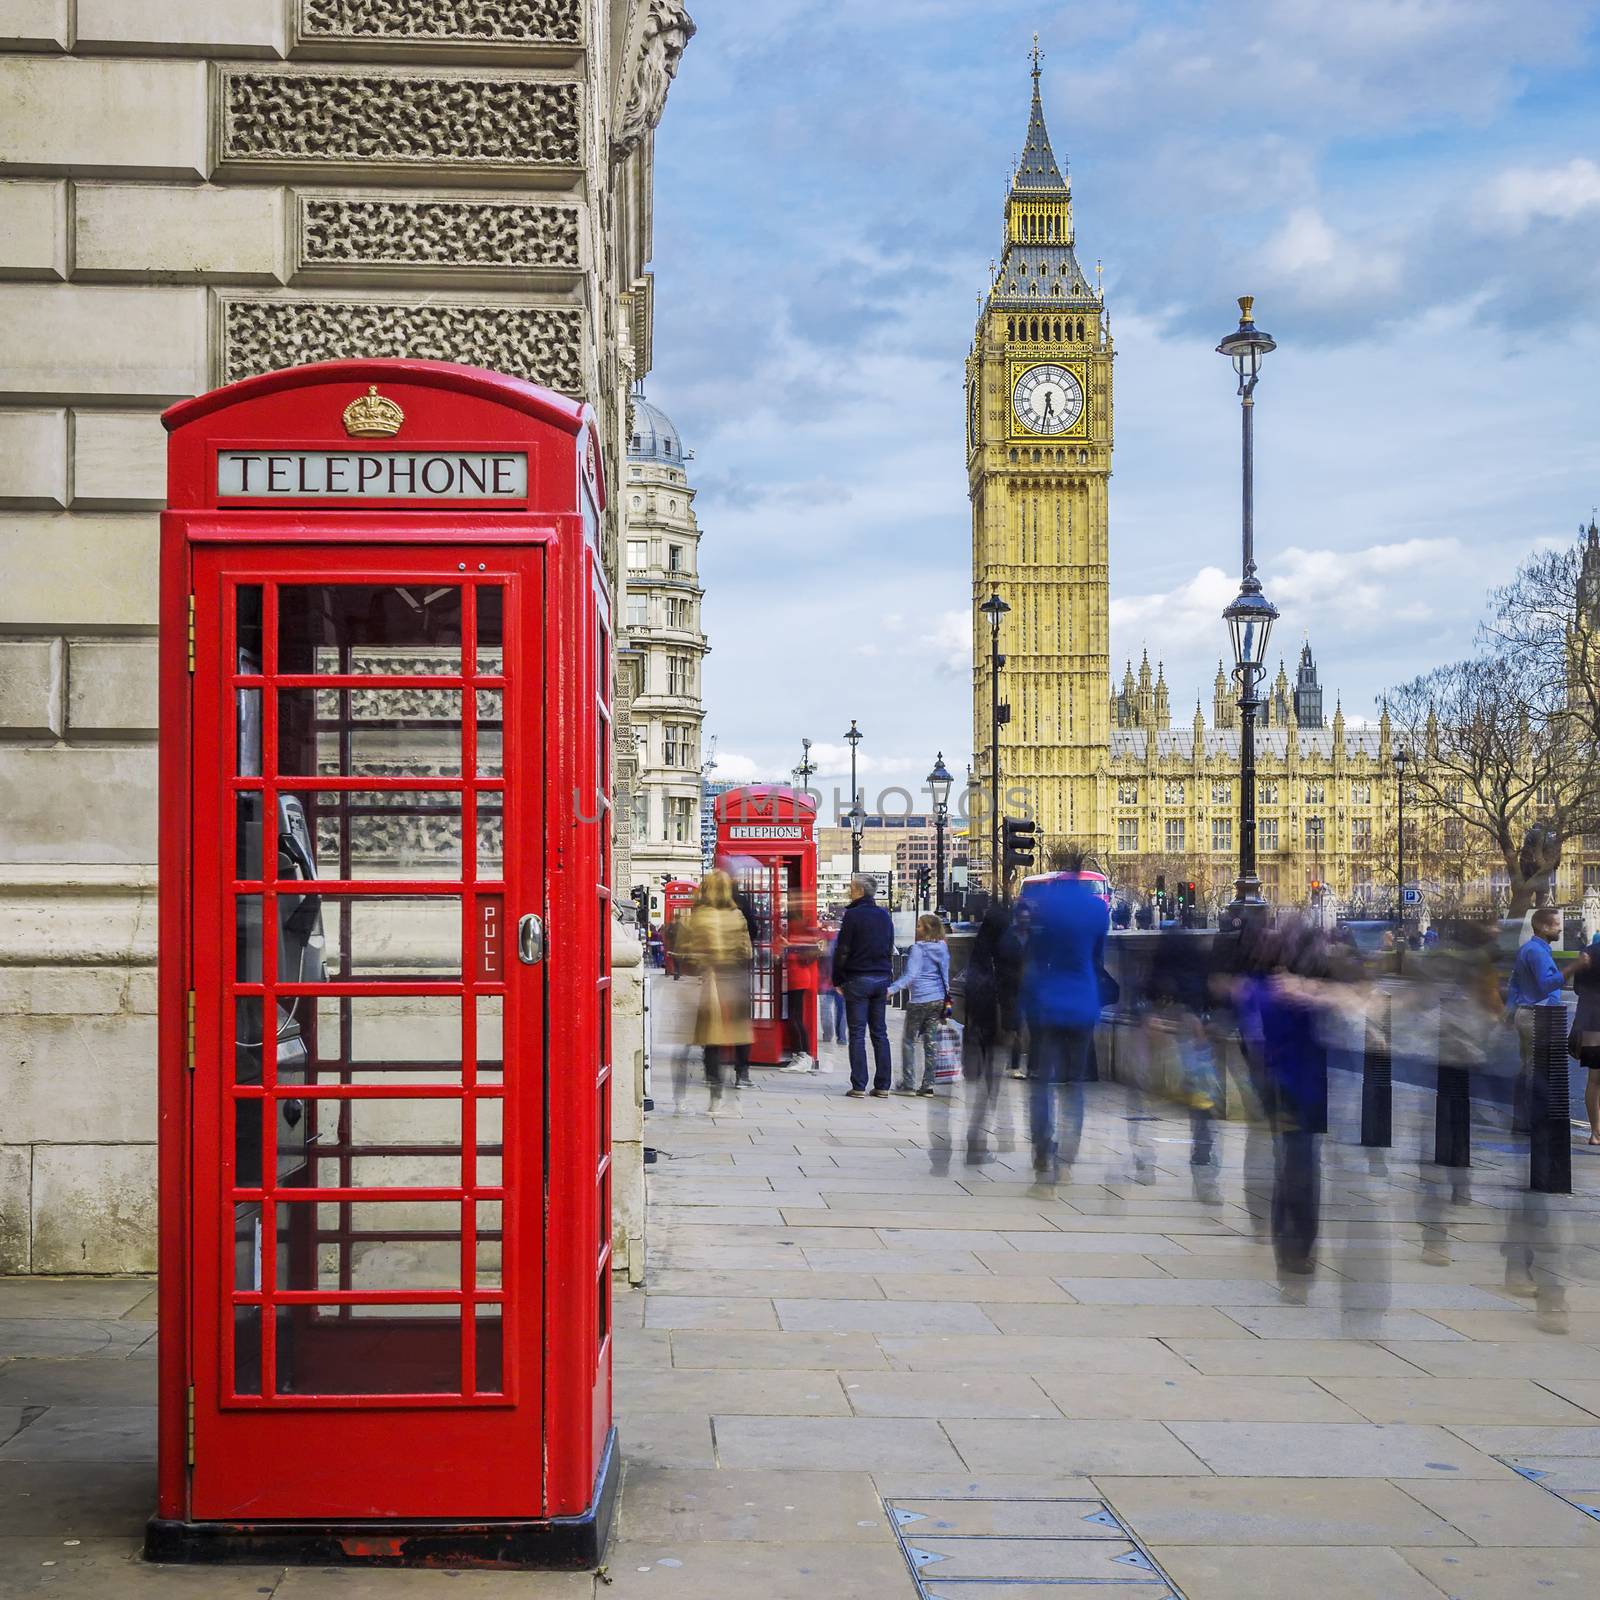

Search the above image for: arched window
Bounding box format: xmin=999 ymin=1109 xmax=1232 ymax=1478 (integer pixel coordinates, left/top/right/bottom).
xmin=1007 ymin=317 xmax=1015 ymax=339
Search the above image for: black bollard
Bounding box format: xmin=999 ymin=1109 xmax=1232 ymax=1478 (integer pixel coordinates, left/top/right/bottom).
xmin=1434 ymin=1065 xmax=1471 ymax=1168
xmin=1361 ymin=992 xmax=1393 ymax=1148
xmin=1529 ymin=1004 xmax=1573 ymax=1194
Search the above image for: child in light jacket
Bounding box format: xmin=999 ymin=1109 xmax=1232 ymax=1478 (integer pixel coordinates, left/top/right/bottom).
xmin=889 ymin=914 xmax=951 ymax=1094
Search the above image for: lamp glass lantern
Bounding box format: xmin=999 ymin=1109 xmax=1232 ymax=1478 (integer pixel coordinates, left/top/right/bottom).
xmin=979 ymin=592 xmax=1010 ymax=633
xmin=1216 ymin=295 xmax=1277 ymax=392
xmin=1224 ymin=586 xmax=1279 ymax=682
xmin=927 ymin=752 xmax=953 ymax=812
xmin=847 ymin=794 xmax=867 ymax=838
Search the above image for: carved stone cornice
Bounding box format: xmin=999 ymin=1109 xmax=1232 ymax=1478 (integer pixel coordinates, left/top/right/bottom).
xmin=611 ymin=1 xmax=695 ymax=166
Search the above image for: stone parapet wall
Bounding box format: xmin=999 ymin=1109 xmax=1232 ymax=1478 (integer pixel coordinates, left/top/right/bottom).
xmin=0 ymin=0 xmax=690 ymax=1271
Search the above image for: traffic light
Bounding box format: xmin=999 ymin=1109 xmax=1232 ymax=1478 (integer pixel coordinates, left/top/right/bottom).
xmin=916 ymin=864 xmax=932 ymax=905
xmin=1002 ymin=816 xmax=1037 ymax=876
xmin=1155 ymin=873 xmax=1167 ymax=915
xmin=629 ymin=883 xmax=649 ymax=932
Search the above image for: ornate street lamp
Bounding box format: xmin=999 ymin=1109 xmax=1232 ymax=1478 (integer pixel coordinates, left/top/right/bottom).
xmin=927 ymin=750 xmax=954 ymax=913
xmin=846 ymin=789 xmax=867 ymax=878
xmin=1394 ymin=744 xmax=1411 ymax=929
xmin=1218 ymin=296 xmax=1280 ymax=927
xmin=843 ymin=719 xmax=863 ymax=872
xmin=979 ymin=592 xmax=1010 ymax=895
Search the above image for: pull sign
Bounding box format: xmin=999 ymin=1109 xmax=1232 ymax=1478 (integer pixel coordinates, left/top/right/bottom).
xmin=478 ymin=897 xmax=504 ymax=982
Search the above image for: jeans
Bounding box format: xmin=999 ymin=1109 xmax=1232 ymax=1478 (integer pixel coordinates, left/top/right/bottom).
xmin=1028 ymin=1024 xmax=1092 ymax=1170
xmin=1273 ymin=1129 xmax=1321 ymax=1274
xmin=821 ymin=991 xmax=846 ymax=1044
xmin=899 ymin=1000 xmax=943 ymax=1089
xmin=843 ymin=976 xmax=892 ymax=1091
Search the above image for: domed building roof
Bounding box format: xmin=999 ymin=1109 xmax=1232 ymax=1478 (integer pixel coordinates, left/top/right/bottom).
xmin=628 ymin=392 xmax=691 ymax=466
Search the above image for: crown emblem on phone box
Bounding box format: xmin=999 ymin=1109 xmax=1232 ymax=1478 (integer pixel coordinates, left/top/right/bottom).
xmin=342 ymin=386 xmax=405 ymax=439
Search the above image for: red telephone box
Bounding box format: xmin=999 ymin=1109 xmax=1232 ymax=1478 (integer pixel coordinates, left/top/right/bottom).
xmin=147 ymin=361 xmax=617 ymax=1568
xmin=714 ymin=787 xmax=819 ymax=1065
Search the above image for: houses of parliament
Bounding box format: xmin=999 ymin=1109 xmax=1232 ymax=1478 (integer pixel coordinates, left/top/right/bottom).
xmin=969 ymin=51 xmax=1443 ymax=910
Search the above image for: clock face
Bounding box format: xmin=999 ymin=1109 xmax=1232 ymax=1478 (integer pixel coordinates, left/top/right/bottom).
xmin=1012 ymin=363 xmax=1084 ymax=435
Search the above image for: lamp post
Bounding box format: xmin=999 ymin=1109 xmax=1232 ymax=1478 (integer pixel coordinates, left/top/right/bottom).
xmin=846 ymin=790 xmax=867 ymax=880
xmin=1218 ymin=296 xmax=1280 ymax=928
xmin=927 ymin=751 xmax=954 ymax=913
xmin=793 ymin=736 xmax=816 ymax=792
xmin=979 ymin=592 xmax=1010 ymax=896
xmin=843 ymin=719 xmax=863 ymax=873
xmin=1394 ymin=745 xmax=1410 ymax=929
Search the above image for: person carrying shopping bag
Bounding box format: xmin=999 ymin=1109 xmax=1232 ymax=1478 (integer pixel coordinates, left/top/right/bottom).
xmin=890 ymin=913 xmax=951 ymax=1096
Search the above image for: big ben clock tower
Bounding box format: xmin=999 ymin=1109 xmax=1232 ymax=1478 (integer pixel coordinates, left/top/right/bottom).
xmin=968 ymin=42 xmax=1113 ymax=876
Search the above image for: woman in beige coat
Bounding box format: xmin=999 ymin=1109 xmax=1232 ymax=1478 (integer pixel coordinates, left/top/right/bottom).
xmin=679 ymin=870 xmax=755 ymax=1091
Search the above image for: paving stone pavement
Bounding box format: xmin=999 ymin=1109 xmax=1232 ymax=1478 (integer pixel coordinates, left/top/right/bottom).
xmin=8 ymin=977 xmax=1600 ymax=1596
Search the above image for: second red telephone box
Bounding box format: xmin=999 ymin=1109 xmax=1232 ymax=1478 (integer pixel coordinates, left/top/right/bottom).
xmin=714 ymin=786 xmax=819 ymax=1065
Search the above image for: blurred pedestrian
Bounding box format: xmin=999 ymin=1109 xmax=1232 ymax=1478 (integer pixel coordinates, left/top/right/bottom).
xmin=962 ymin=900 xmax=1016 ymax=1164
xmin=1570 ymin=931 xmax=1600 ymax=1144
xmin=833 ymin=873 xmax=895 ymax=1098
xmin=1019 ymin=849 xmax=1110 ymax=1183
xmin=889 ymin=912 xmax=951 ymax=1095
xmin=680 ymin=869 xmax=754 ymax=1098
xmin=1258 ymin=922 xmax=1332 ymax=1290
xmin=818 ymin=923 xmax=846 ymax=1047
xmin=1505 ymin=905 xmax=1566 ymax=1133
xmin=780 ymin=889 xmax=824 ymax=1074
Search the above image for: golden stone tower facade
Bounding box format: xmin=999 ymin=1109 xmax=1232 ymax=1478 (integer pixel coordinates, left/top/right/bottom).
xmin=968 ymin=49 xmax=1112 ymax=878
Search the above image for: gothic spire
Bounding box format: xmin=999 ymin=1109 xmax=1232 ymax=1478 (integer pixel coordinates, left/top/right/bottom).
xmin=1014 ymin=35 xmax=1067 ymax=193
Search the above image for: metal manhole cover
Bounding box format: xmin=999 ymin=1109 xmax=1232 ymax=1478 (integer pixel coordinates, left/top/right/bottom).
xmin=884 ymin=1495 xmax=1184 ymax=1597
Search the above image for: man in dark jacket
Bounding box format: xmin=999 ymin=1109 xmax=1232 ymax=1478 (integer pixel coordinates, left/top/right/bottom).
xmin=832 ymin=874 xmax=895 ymax=1096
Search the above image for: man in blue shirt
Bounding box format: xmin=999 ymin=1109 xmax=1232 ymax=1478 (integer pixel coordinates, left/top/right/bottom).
xmin=1019 ymin=858 xmax=1110 ymax=1179
xmin=1506 ymin=906 xmax=1566 ymax=1134
xmin=832 ymin=874 xmax=896 ymax=1097
xmin=1506 ymin=907 xmax=1564 ymax=1014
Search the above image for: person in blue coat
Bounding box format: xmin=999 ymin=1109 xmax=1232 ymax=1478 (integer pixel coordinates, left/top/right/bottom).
xmin=1019 ymin=853 xmax=1110 ymax=1179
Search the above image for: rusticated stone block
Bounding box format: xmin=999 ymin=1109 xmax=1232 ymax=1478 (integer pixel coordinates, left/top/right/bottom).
xmin=298 ymin=195 xmax=579 ymax=273
xmin=75 ymin=0 xmax=285 ymax=56
xmin=220 ymin=295 xmax=583 ymax=393
xmin=219 ymin=67 xmax=580 ymax=171
xmin=0 ymin=745 xmax=158 ymax=863
xmin=299 ymin=0 xmax=580 ymax=46
xmin=0 ymin=180 xmax=66 ymax=279
xmin=0 ymin=57 xmax=207 ymax=179
xmin=0 ymin=0 xmax=67 ymax=51
xmin=0 ymin=1145 xmax=28 ymax=1272
xmin=0 ymin=513 xmax=159 ymax=629
xmin=70 ymin=409 xmax=167 ymax=509
xmin=0 ymin=284 xmax=206 ymax=404
xmin=67 ymin=639 xmax=159 ymax=736
xmin=31 ymin=1140 xmax=157 ymax=1273
xmin=0 ymin=637 xmax=63 ymax=736
xmin=0 ymin=407 xmax=66 ymax=507
xmin=74 ymin=183 xmax=284 ymax=284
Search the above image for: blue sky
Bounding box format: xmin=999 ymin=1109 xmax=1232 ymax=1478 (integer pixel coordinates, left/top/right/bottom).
xmin=647 ymin=0 xmax=1600 ymax=810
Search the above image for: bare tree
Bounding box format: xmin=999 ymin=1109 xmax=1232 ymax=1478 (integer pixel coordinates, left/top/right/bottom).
xmin=1385 ymin=653 xmax=1596 ymax=914
xmin=1488 ymin=527 xmax=1600 ymax=731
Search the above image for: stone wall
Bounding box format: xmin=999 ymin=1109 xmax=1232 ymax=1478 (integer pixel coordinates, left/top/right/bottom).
xmin=0 ymin=0 xmax=691 ymax=1272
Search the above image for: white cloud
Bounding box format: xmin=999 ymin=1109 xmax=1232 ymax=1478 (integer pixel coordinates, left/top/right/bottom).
xmin=1487 ymin=157 xmax=1600 ymax=230
xmin=1259 ymin=206 xmax=1403 ymax=306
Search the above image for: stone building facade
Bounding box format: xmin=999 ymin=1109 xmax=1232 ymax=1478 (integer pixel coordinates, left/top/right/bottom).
xmin=0 ymin=0 xmax=692 ymax=1273
xmin=622 ymin=392 xmax=708 ymax=912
